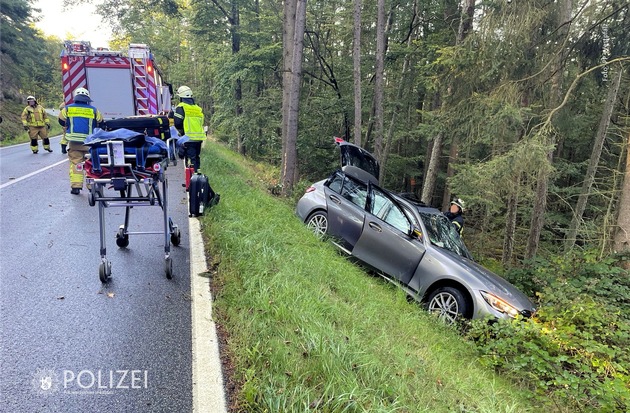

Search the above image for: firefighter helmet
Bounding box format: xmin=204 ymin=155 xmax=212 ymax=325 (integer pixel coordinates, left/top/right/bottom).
xmin=26 ymin=95 xmax=36 ymax=101
xmin=451 ymin=198 xmax=465 ymax=212
xmin=73 ymin=87 xmax=92 ymax=102
xmin=177 ymin=85 xmax=193 ymax=98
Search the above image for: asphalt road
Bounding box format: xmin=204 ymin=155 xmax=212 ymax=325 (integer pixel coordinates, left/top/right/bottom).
xmin=0 ymin=135 xmax=226 ymax=412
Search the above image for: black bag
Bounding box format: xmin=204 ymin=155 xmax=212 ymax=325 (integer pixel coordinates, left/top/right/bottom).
xmin=189 ymin=173 xmax=220 ymax=217
xmin=104 ymin=115 xmax=171 ymax=140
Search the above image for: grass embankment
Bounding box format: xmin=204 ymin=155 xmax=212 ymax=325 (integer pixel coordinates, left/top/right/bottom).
xmin=0 ymin=104 xmax=65 ymax=147
xmin=198 ymin=140 xmax=546 ymax=413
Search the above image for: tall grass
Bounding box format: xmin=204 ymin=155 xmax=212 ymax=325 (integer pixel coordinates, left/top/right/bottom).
xmin=199 ymin=140 xmax=547 ymax=412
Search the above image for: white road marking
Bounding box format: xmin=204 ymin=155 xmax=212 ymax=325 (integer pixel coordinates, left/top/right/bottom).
xmin=189 ymin=216 xmax=228 ymax=412
xmin=0 ymin=159 xmax=68 ymax=190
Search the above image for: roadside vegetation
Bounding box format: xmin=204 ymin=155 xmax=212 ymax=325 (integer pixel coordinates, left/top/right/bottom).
xmin=198 ymin=140 xmax=629 ymax=412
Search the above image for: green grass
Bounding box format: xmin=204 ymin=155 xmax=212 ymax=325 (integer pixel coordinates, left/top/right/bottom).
xmin=198 ymin=141 xmax=553 ymax=412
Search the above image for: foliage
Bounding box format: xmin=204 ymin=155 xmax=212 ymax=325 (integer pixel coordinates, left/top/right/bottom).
xmin=0 ymin=0 xmax=64 ymax=140
xmin=468 ymin=250 xmax=630 ymax=412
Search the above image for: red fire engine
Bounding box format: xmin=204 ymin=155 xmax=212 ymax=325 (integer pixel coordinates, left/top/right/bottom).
xmin=60 ymin=40 xmax=172 ymax=119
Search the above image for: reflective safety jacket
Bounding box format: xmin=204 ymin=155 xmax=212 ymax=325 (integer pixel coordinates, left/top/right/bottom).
xmin=173 ymin=101 xmax=205 ymax=141
xmin=21 ymin=104 xmax=50 ymax=127
xmin=58 ymin=103 xmax=104 ymax=142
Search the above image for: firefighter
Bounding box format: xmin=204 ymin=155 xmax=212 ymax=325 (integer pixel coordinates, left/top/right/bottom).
xmin=21 ymin=96 xmax=52 ymax=154
xmin=59 ymin=100 xmax=68 ymax=154
xmin=58 ymin=88 xmax=104 ymax=195
xmin=444 ymin=198 xmax=465 ymax=236
xmin=169 ymin=85 xmax=206 ymax=171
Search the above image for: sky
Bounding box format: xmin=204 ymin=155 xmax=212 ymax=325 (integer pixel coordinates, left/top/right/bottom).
xmin=32 ymin=0 xmax=113 ymax=47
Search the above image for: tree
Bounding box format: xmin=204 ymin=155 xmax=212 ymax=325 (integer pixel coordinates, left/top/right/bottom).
xmin=565 ymin=65 xmax=623 ymax=251
xmin=352 ymin=0 xmax=362 ymax=146
xmin=280 ymin=0 xmax=307 ymax=196
xmin=373 ymin=0 xmax=386 ymax=178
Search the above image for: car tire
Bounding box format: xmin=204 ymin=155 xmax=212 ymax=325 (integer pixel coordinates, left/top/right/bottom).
xmin=426 ymin=286 xmax=469 ymax=323
xmin=306 ymin=211 xmax=328 ymax=238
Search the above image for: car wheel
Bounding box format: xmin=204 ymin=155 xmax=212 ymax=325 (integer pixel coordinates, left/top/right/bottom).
xmin=426 ymin=286 xmax=469 ymax=323
xmin=306 ymin=211 xmax=328 ymax=238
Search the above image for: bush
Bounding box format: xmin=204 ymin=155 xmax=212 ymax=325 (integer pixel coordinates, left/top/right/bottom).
xmin=467 ymin=251 xmax=630 ymax=411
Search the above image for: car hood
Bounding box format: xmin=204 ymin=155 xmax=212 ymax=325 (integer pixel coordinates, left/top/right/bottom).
xmin=430 ymin=247 xmax=535 ymax=311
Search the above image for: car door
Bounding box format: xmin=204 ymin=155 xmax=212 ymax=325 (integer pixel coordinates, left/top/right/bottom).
xmin=351 ymin=186 xmax=425 ymax=285
xmin=324 ymin=172 xmax=369 ymax=251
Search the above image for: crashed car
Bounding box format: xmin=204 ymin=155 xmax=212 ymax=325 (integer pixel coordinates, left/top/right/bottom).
xmin=296 ymin=138 xmax=535 ymax=323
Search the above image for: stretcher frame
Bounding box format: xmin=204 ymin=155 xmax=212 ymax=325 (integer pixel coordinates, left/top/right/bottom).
xmin=85 ymin=138 xmax=180 ymax=283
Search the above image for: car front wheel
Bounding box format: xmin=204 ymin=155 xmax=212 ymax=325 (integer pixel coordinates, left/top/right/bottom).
xmin=306 ymin=211 xmax=328 ymax=238
xmin=427 ymin=286 xmax=469 ymax=323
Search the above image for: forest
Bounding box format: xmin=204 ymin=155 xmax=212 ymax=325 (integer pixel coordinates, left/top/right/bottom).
xmin=1 ymin=0 xmax=629 ymax=410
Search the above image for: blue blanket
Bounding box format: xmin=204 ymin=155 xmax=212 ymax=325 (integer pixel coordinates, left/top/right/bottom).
xmin=84 ymin=128 xmax=168 ymax=172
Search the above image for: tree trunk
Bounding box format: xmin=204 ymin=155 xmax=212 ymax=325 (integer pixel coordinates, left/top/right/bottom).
xmin=374 ymin=0 xmax=386 ymax=177
xmin=281 ymin=0 xmax=307 ymax=196
xmin=502 ymin=174 xmax=520 ymax=266
xmin=281 ymin=0 xmax=297 ymax=188
xmin=422 ymin=131 xmax=443 ymax=206
xmin=526 ymin=0 xmax=572 ymax=259
xmin=565 ymin=67 xmax=622 ymax=251
xmin=352 ymin=0 xmax=362 ymax=146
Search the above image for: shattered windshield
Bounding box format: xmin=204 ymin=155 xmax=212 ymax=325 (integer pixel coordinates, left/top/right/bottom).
xmin=418 ymin=211 xmax=473 ymax=260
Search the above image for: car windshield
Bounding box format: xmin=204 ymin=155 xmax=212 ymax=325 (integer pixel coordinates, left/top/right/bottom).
xmin=418 ymin=211 xmax=473 ymax=259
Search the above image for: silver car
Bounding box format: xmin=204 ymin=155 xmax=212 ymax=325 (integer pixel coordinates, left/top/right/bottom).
xmin=296 ymin=139 xmax=535 ymax=323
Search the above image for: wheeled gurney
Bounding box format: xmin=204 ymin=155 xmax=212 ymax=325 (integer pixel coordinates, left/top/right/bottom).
xmin=83 ymin=128 xmax=181 ymax=283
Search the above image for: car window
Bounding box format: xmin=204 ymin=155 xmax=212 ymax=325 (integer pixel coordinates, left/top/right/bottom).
xmin=328 ymin=173 xmax=344 ymax=194
xmin=370 ymin=188 xmax=411 ymax=233
xmin=418 ymin=211 xmax=473 ymax=259
xmin=341 ymin=176 xmax=367 ymax=208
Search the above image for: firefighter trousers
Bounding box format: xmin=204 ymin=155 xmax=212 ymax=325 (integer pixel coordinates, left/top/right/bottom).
xmin=28 ymin=126 xmax=50 ymax=152
xmin=67 ymin=141 xmax=89 ymax=189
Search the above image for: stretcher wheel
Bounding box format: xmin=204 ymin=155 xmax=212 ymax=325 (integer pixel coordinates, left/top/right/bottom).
xmin=88 ymin=190 xmax=96 ymax=207
xmin=171 ymin=227 xmax=181 ymax=246
xmin=99 ymin=260 xmax=112 ymax=283
xmin=115 ymin=227 xmax=129 ymax=248
xmin=165 ymin=257 xmax=173 ymax=279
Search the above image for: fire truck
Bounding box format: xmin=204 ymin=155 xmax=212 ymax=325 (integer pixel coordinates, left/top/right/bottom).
xmin=60 ymin=40 xmax=172 ymax=119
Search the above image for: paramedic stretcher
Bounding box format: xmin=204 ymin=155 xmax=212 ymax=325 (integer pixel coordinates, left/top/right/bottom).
xmin=83 ymin=128 xmax=180 ymax=283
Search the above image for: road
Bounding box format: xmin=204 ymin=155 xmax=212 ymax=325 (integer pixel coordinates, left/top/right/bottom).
xmin=0 ymin=135 xmax=226 ymax=412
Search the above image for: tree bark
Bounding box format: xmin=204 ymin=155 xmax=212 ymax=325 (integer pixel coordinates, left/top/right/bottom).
xmin=281 ymin=0 xmax=297 ymax=189
xmin=565 ymin=67 xmax=622 ymax=251
xmin=352 ymin=0 xmax=362 ymax=146
xmin=502 ymin=174 xmax=520 ymax=266
xmin=422 ymin=131 xmax=443 ymax=206
xmin=281 ymin=0 xmax=307 ymax=196
xmin=374 ymin=0 xmax=386 ymax=176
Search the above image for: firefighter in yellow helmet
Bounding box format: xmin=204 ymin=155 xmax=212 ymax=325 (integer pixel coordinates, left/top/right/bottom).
xmin=58 ymin=87 xmax=104 ymax=195
xmin=21 ymin=96 xmax=52 ymax=154
xmin=169 ymin=85 xmax=206 ymax=171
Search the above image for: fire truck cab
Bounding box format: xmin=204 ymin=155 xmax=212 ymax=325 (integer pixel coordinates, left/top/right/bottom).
xmin=60 ymin=40 xmax=172 ymax=119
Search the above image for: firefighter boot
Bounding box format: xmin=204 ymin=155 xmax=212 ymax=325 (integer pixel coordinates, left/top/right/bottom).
xmin=44 ymin=146 xmax=53 ymax=153
xmin=61 ymin=144 xmax=67 ymax=154
xmin=70 ymin=188 xmax=81 ymax=195
xmin=30 ymin=139 xmax=38 ymax=154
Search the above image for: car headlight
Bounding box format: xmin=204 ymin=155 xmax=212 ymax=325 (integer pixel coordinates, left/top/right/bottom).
xmin=480 ymin=291 xmax=520 ymax=318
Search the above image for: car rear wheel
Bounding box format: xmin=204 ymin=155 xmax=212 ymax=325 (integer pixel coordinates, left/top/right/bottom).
xmin=427 ymin=286 xmax=469 ymax=323
xmin=306 ymin=211 xmax=328 ymax=238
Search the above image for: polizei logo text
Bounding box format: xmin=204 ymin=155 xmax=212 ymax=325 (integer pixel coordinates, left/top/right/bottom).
xmin=32 ymin=369 xmax=149 ymax=395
